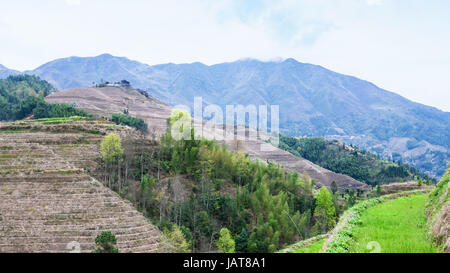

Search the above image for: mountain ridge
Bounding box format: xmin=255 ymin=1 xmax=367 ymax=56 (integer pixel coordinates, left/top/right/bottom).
xmin=0 ymin=64 xmax=20 ymax=79
xmin=2 ymin=54 xmax=449 ymax=177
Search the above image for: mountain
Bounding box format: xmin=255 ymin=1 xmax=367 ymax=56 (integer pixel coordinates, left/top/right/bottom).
xmin=24 ymin=54 xmax=155 ymax=91
xmin=0 ymin=64 xmax=20 ymax=79
xmin=17 ymin=54 xmax=450 ymax=177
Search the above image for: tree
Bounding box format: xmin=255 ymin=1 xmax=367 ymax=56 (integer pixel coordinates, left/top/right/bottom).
xmin=169 ymin=109 xmax=191 ymax=141
xmin=330 ymin=181 xmax=338 ymax=195
xmin=111 ymin=113 xmax=147 ymax=131
xmin=100 ymin=134 xmax=124 ymax=189
xmin=346 ymin=189 xmax=356 ymax=207
xmin=312 ymin=187 xmax=336 ymax=234
xmin=100 ymin=134 xmax=124 ymax=163
xmin=376 ymin=184 xmax=382 ymax=196
xmin=140 ymin=175 xmax=156 ymax=213
xmin=160 ymin=226 xmax=191 ymax=253
xmin=418 ymin=179 xmax=423 ymax=187
xmin=93 ymin=231 xmax=118 ymax=253
xmin=235 ymin=227 xmax=249 ymax=253
xmin=216 ymin=228 xmax=235 ymax=253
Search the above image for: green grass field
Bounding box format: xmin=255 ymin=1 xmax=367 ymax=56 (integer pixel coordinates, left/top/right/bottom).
xmin=349 ymin=194 xmax=438 ymax=253
xmin=13 ymin=116 xmax=87 ymax=125
xmin=292 ymin=239 xmax=326 ymax=253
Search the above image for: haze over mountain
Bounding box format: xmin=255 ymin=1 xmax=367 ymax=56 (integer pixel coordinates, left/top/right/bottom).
xmin=2 ymin=54 xmax=449 ymax=177
xmin=0 ymin=64 xmax=20 ymax=79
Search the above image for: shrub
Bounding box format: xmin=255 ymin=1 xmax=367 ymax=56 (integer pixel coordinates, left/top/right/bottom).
xmin=111 ymin=113 xmax=147 ymax=131
xmin=93 ymin=231 xmax=118 ymax=253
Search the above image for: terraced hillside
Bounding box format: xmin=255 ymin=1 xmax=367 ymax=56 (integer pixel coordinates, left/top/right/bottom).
xmin=0 ymin=118 xmax=162 ymax=253
xmin=46 ymin=86 xmax=369 ymax=192
xmin=239 ymin=137 xmax=369 ymax=191
xmin=46 ymin=86 xmax=171 ymax=135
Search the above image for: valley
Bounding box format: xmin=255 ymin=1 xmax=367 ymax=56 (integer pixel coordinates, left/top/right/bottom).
xmin=0 ymin=67 xmax=448 ymax=254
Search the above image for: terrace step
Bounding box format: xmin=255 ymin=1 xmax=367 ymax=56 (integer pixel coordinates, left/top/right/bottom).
xmin=0 ymin=125 xmax=163 ymax=253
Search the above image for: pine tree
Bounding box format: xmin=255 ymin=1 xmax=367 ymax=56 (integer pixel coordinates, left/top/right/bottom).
xmin=235 ymin=228 xmax=249 ymax=253
xmin=330 ymin=181 xmax=338 ymax=195
xmin=376 ymin=184 xmax=382 ymax=196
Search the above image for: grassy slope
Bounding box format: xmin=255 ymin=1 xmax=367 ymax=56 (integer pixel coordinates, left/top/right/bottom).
xmin=349 ymin=194 xmax=437 ymax=253
xmin=292 ymin=239 xmax=326 ymax=253
xmin=426 ymin=167 xmax=449 ymax=219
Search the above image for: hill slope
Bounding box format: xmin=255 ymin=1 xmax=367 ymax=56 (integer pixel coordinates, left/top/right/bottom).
xmin=20 ymin=54 xmax=449 ymax=177
xmin=0 ymin=118 xmax=162 ymax=252
xmin=278 ymin=135 xmax=433 ymax=186
xmin=46 ymin=86 xmax=369 ymax=192
xmin=426 ymin=166 xmax=449 ymax=252
xmin=45 ymin=85 xmax=171 ymax=134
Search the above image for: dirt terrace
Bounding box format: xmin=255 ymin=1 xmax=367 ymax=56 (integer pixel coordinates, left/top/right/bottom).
xmin=46 ymin=86 xmax=172 ymax=135
xmin=0 ymin=120 xmax=162 ymax=253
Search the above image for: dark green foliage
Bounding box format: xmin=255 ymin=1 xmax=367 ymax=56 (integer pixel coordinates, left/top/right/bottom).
xmin=154 ymin=125 xmax=321 ymax=252
xmin=0 ymin=74 xmax=55 ymax=98
xmin=330 ymin=181 xmax=338 ymax=195
xmin=32 ymin=99 xmax=90 ymax=119
xmin=0 ymin=75 xmax=89 ymax=121
xmin=346 ymin=189 xmax=356 ymax=208
xmin=115 ymin=123 xmax=324 ymax=252
xmin=376 ymin=184 xmax=382 ymax=196
xmin=111 ymin=113 xmax=147 ymax=131
xmin=279 ymin=135 xmax=433 ymax=186
xmin=93 ymin=231 xmax=118 ymax=253
xmin=235 ymin=228 xmax=249 ymax=253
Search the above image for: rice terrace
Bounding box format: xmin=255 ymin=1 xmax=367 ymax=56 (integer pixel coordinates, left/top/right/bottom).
xmin=0 ymin=2 xmax=448 ymax=269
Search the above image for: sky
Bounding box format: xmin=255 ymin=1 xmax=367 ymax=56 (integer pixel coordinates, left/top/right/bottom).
xmin=1 ymin=0 xmax=449 ymax=111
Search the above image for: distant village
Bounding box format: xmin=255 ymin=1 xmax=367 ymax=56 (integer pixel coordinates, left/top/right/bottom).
xmin=94 ymin=79 xmax=150 ymax=98
xmin=94 ymin=79 xmax=131 ymax=88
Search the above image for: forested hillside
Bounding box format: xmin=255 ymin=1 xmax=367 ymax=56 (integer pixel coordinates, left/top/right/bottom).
xmin=94 ymin=112 xmax=359 ymax=253
xmin=278 ymin=135 xmax=433 ymax=186
xmin=0 ymin=75 xmax=89 ymax=121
